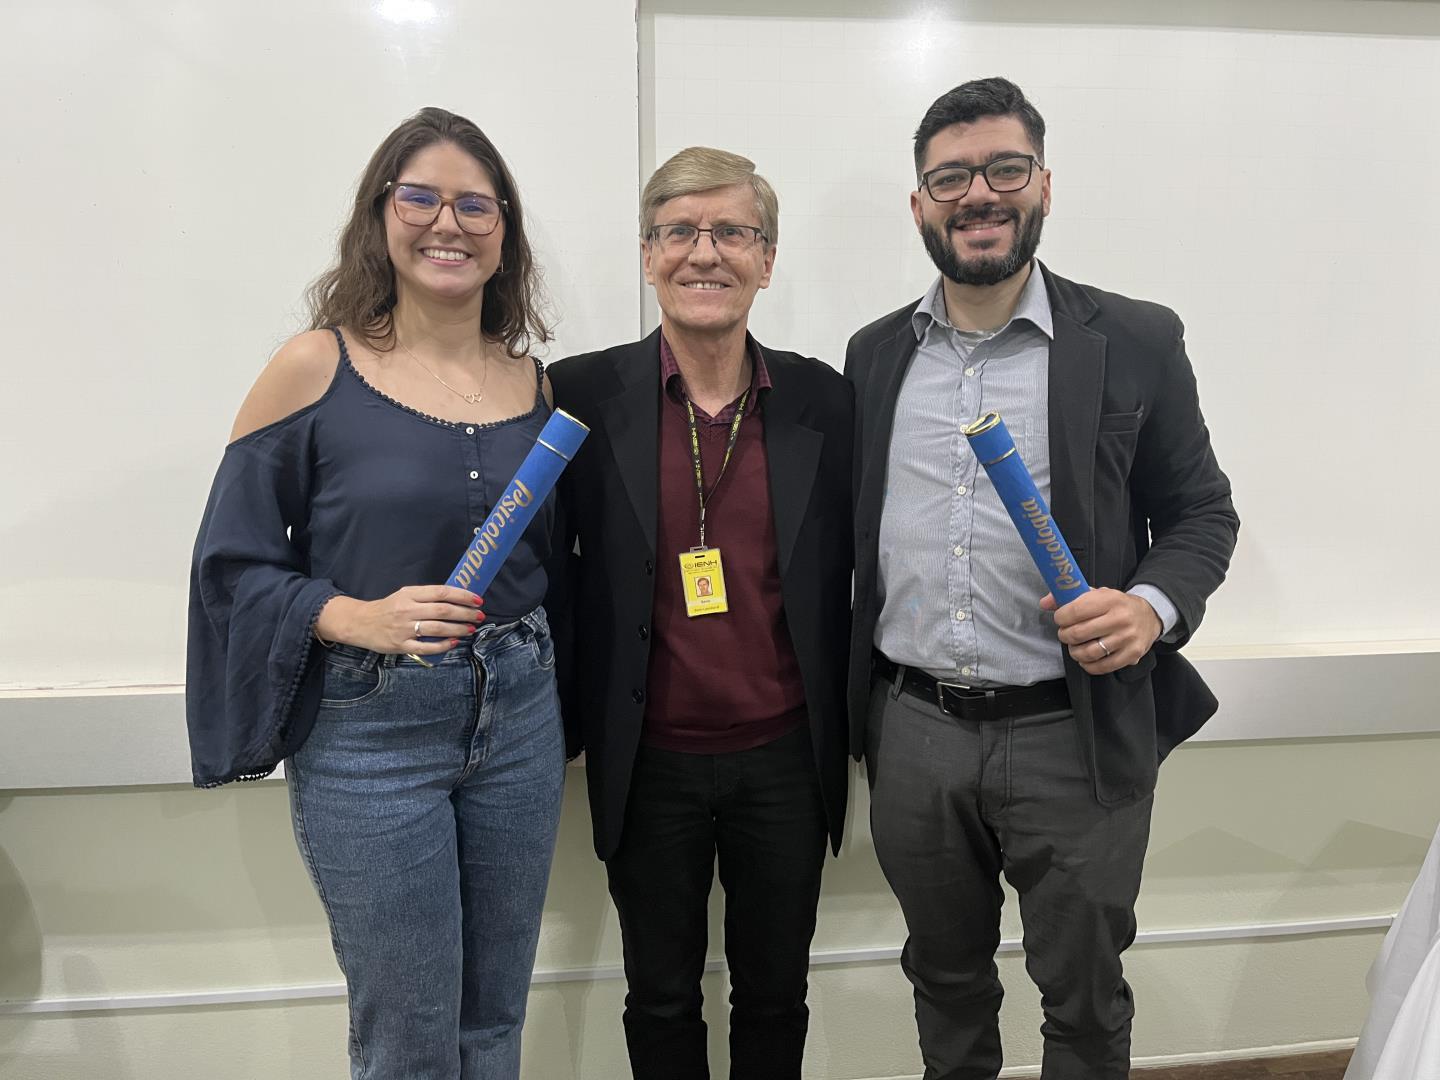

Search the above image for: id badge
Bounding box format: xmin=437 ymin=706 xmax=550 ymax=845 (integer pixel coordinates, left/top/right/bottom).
xmin=678 ymin=547 xmax=729 ymax=617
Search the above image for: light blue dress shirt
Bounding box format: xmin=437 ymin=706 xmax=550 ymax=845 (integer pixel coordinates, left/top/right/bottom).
xmin=875 ymin=266 xmax=1177 ymax=687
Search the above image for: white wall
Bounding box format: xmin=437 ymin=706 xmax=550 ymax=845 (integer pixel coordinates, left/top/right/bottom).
xmin=0 ymin=0 xmax=642 ymax=691
xmin=4 ymin=1 xmax=1440 ymax=1077
xmin=646 ymin=0 xmax=1440 ymax=658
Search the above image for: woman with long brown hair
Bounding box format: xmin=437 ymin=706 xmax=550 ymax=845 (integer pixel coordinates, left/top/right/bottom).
xmin=186 ymin=107 xmax=564 ymax=1078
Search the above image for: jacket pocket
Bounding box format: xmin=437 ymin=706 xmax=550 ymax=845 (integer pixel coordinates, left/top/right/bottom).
xmin=1098 ymin=407 xmax=1143 ymax=435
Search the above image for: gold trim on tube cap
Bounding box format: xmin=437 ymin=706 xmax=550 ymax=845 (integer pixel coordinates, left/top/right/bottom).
xmin=962 ymin=411 xmax=1002 ymax=437
xmin=553 ymin=407 xmax=590 ymax=432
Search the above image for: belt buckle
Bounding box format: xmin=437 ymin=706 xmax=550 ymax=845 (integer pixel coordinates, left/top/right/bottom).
xmin=933 ymin=678 xmax=974 ymax=716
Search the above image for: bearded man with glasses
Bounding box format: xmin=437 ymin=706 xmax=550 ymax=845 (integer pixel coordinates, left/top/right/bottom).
xmin=545 ymin=147 xmax=854 ymax=1080
xmin=846 ymin=78 xmax=1239 ymax=1078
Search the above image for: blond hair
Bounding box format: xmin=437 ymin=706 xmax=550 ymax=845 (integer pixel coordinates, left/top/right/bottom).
xmin=640 ymin=146 xmax=779 ymax=246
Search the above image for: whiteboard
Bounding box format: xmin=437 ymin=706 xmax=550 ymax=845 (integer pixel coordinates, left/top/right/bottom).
xmin=5 ymin=0 xmax=1440 ymax=742
xmin=644 ymin=0 xmax=1440 ymax=654
xmin=0 ymin=0 xmax=641 ymax=689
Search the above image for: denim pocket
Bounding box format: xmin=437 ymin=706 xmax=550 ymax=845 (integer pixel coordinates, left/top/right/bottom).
xmin=529 ymin=625 xmax=557 ymax=671
xmin=319 ymin=659 xmax=387 ymax=708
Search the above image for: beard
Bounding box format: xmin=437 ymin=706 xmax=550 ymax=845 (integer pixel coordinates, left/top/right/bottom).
xmin=921 ymin=202 xmax=1045 ymax=287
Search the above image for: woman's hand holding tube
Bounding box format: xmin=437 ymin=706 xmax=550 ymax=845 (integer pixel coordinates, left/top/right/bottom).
xmin=315 ymin=586 xmax=484 ymax=655
xmin=1041 ymin=588 xmax=1161 ymax=676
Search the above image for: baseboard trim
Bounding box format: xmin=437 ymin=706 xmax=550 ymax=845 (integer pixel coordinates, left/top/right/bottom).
xmin=1131 ymin=1039 xmax=1357 ymax=1070
xmin=858 ymin=1039 xmax=1359 ymax=1079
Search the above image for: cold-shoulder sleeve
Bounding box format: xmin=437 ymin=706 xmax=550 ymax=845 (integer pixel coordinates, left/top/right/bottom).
xmin=186 ymin=410 xmax=340 ymax=786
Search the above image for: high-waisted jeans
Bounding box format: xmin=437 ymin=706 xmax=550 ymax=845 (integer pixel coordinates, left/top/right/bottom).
xmin=286 ymin=607 xmax=565 ymax=1080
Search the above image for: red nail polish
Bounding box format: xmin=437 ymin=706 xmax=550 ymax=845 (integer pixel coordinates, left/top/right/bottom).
xmin=469 ymin=624 xmax=478 ymax=633
xmin=449 ymin=639 xmax=460 ymax=647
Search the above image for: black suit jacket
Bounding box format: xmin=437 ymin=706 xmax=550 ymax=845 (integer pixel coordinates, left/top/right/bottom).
xmin=846 ymin=263 xmax=1239 ymax=805
xmin=547 ymin=330 xmax=855 ymax=859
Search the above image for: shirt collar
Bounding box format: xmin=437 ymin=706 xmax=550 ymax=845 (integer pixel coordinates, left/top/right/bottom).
xmin=910 ymin=261 xmax=1054 ymax=342
xmin=660 ymin=332 xmax=772 ymax=409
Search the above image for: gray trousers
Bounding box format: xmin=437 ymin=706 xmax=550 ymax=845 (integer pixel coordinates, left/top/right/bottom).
xmin=866 ymin=672 xmax=1153 ymax=1080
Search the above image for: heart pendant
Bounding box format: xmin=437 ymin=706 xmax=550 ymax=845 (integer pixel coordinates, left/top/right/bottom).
xmin=463 ymin=393 xmax=485 ymax=405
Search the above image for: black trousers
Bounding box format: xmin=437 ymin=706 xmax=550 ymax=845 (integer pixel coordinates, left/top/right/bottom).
xmin=605 ymin=723 xmax=829 ymax=1080
xmin=866 ymin=673 xmax=1154 ymax=1080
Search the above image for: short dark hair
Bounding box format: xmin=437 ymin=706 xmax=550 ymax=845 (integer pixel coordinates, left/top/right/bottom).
xmin=913 ymin=77 xmax=1047 ymax=176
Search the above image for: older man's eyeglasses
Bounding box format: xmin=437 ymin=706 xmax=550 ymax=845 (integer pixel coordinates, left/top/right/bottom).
xmin=385 ymin=182 xmax=508 ymax=236
xmin=920 ymin=155 xmax=1038 ymax=202
xmin=649 ymin=223 xmax=767 ymax=254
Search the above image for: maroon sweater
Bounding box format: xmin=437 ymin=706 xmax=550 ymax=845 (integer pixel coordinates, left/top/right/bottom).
xmin=641 ymin=336 xmax=807 ymax=753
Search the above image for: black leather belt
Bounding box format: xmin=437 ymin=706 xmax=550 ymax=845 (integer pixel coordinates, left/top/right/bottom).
xmin=873 ymin=654 xmax=1070 ymax=723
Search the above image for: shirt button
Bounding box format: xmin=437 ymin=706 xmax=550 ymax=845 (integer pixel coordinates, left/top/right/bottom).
xmin=954 ymin=546 xmax=965 ymax=557
xmin=644 ymin=559 xmax=654 ymax=575
xmin=964 ymin=367 xmax=976 ymax=377
xmin=955 ymin=610 xmax=967 ymax=621
xmin=469 ymin=471 xmax=479 ymax=480
xmin=637 ymin=625 xmax=649 ymax=640
xmin=465 ymin=426 xmax=475 ymax=435
xmin=957 ymin=484 xmax=968 ymax=496
xmin=632 ymin=688 xmax=645 ymax=704
xmin=962 ymin=666 xmax=973 ymax=677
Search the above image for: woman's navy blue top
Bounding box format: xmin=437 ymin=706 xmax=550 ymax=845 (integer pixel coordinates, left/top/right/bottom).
xmin=186 ymin=327 xmax=554 ymax=786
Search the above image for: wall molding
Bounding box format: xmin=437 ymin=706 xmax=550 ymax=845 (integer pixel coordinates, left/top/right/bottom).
xmin=0 ymin=913 xmax=1392 ymax=1016
xmin=3 ymin=649 xmax=1439 ymax=789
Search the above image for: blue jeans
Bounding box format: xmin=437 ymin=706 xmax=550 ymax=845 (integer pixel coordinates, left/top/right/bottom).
xmin=287 ymin=608 xmax=565 ymax=1080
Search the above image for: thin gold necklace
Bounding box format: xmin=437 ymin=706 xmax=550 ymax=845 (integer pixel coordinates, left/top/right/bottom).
xmin=397 ymin=338 xmax=489 ymax=406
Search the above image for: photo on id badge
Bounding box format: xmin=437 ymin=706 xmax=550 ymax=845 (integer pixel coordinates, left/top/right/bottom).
xmin=680 ymin=547 xmax=728 ymax=616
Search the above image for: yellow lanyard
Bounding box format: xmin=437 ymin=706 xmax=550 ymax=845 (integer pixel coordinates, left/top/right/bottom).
xmin=683 ymin=388 xmax=751 ymax=549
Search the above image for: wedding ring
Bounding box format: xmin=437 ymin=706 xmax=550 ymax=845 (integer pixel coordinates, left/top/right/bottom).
xmin=414 ymin=620 xmax=423 ymax=638
xmin=1097 ymin=638 xmax=1111 ymax=658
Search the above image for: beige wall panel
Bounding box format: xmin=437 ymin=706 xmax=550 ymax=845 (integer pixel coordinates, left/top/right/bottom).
xmin=3 ymin=736 xmax=1438 ymax=1078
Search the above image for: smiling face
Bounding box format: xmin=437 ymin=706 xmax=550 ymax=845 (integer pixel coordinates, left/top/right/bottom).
xmin=912 ymin=115 xmax=1051 ymax=288
xmin=642 ymin=183 xmax=775 ymax=339
xmin=385 ymin=140 xmax=504 ymax=305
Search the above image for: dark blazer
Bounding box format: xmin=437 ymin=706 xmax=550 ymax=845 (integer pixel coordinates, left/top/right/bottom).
xmin=547 ymin=330 xmax=855 ymax=860
xmin=846 ymin=263 xmax=1239 ymax=805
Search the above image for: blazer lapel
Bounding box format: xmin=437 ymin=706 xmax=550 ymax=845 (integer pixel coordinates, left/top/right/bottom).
xmin=1042 ymin=265 xmax=1104 ymax=568
xmin=595 ymin=331 xmax=662 ymax=556
xmin=760 ymin=349 xmax=823 ymax=579
xmin=859 ymin=317 xmax=921 ymax=528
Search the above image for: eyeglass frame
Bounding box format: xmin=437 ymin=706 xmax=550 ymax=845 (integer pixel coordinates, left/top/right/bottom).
xmin=382 ymin=180 xmax=510 ymax=236
xmin=917 ymin=154 xmax=1041 ymax=203
xmin=646 ymin=223 xmax=769 ymax=252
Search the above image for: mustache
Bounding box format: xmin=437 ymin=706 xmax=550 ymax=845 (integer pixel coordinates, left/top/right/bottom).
xmin=946 ymin=207 xmax=1017 ymax=228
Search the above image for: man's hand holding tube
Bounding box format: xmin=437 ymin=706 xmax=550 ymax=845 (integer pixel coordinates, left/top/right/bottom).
xmin=1041 ymin=588 xmax=1162 ymax=676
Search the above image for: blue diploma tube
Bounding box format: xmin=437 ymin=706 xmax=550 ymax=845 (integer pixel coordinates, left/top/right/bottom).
xmin=412 ymin=409 xmax=588 ymax=657
xmin=962 ymin=411 xmax=1090 ymax=606
xmin=446 ymin=408 xmax=589 ymax=596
